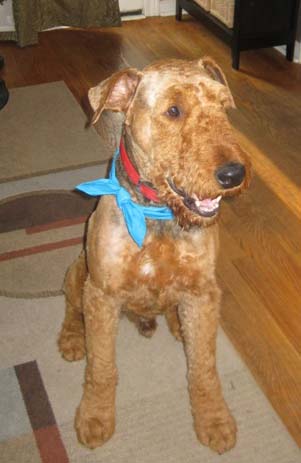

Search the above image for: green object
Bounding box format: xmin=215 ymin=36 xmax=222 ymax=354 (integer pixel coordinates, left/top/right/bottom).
xmin=0 ymin=0 xmax=121 ymax=47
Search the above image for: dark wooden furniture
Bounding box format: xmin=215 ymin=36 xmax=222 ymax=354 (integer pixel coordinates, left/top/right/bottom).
xmin=176 ymin=0 xmax=301 ymax=69
xmin=0 ymin=55 xmax=9 ymax=110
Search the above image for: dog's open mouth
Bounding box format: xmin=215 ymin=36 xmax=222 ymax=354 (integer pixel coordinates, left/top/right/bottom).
xmin=167 ymin=179 xmax=222 ymax=218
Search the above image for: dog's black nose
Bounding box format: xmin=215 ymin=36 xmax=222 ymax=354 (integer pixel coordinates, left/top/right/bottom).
xmin=215 ymin=162 xmax=245 ymax=189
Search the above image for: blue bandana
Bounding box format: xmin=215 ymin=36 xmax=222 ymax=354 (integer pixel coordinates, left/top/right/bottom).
xmin=76 ymin=149 xmax=174 ymax=248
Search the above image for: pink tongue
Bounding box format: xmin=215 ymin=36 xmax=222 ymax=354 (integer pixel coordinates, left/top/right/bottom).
xmin=199 ymin=198 xmax=214 ymax=207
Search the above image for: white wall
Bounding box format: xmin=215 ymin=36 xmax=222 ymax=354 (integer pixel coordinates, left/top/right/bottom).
xmin=119 ymin=0 xmax=144 ymax=13
xmin=159 ymin=0 xmax=176 ymax=16
xmin=0 ymin=0 xmax=15 ymax=31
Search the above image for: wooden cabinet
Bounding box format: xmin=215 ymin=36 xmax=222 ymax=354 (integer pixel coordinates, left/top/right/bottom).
xmin=176 ymin=0 xmax=301 ymax=69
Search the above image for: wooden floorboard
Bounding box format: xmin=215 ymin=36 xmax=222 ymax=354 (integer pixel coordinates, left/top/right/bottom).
xmin=1 ymin=15 xmax=301 ymax=446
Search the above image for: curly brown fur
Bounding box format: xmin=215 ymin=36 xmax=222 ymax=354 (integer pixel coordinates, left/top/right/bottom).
xmin=58 ymin=56 xmax=251 ymax=453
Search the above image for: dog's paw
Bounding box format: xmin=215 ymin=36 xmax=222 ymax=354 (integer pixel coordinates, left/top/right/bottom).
xmin=58 ymin=331 xmax=86 ymax=361
xmin=195 ymin=413 xmax=237 ymax=454
xmin=75 ymin=407 xmax=115 ymax=449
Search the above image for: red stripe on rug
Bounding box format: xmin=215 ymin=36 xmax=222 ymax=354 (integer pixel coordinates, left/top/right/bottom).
xmin=0 ymin=237 xmax=82 ymax=262
xmin=35 ymin=426 xmax=70 ymax=463
xmin=15 ymin=361 xmax=56 ymax=430
xmin=26 ymin=216 xmax=88 ymax=234
xmin=15 ymin=361 xmax=69 ymax=463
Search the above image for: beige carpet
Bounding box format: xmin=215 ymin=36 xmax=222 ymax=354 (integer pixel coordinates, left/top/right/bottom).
xmin=0 ymin=82 xmax=299 ymax=462
xmin=0 ymin=82 xmax=117 ymax=183
xmin=0 ymin=188 xmax=103 ymax=298
xmin=0 ymin=295 xmax=299 ymax=463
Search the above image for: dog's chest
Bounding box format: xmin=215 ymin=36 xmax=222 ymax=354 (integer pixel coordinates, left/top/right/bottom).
xmin=121 ymin=230 xmax=217 ymax=310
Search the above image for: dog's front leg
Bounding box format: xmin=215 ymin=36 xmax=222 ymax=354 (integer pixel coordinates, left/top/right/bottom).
xmin=75 ymin=277 xmax=120 ymax=449
xmin=179 ymin=286 xmax=237 ymax=454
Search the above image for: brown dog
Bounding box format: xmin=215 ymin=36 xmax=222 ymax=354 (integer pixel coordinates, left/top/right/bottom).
xmin=58 ymin=57 xmax=251 ymax=454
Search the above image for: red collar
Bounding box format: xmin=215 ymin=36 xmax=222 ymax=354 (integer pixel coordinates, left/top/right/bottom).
xmin=119 ymin=140 xmax=160 ymax=202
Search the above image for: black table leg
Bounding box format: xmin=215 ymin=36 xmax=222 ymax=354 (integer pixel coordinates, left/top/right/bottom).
xmin=231 ymin=47 xmax=240 ymax=70
xmin=286 ymin=42 xmax=295 ymax=62
xmin=0 ymin=56 xmax=9 ymax=110
xmin=176 ymin=0 xmax=182 ymax=21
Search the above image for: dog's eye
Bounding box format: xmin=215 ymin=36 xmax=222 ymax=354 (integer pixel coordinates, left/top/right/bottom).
xmin=166 ymin=106 xmax=181 ymax=118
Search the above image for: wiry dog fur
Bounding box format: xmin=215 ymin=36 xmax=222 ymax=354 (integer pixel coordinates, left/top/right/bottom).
xmin=58 ymin=57 xmax=251 ymax=454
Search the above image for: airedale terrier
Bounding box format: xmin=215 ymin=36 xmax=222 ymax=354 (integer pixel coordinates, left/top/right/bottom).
xmin=58 ymin=57 xmax=251 ymax=454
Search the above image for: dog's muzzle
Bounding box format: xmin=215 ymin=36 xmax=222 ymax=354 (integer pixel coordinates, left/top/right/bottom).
xmin=167 ymin=178 xmax=222 ymax=218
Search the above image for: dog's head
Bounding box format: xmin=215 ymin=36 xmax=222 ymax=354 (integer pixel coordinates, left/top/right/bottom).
xmin=89 ymin=57 xmax=251 ymax=228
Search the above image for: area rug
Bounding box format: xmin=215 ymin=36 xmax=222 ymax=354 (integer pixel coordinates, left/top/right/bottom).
xmin=0 ymin=81 xmax=118 ymax=183
xmin=0 ymin=295 xmax=299 ymax=463
xmin=0 ymin=190 xmax=98 ymax=298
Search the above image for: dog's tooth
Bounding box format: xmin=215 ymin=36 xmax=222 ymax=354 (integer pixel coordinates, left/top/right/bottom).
xmin=194 ymin=195 xmax=221 ymax=214
xmin=209 ymin=196 xmax=221 ymax=205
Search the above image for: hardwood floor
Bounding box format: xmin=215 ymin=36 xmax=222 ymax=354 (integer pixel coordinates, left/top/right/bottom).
xmin=1 ymin=15 xmax=301 ymax=446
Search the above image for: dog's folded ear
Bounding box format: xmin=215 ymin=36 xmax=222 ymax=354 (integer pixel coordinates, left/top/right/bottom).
xmin=88 ymin=68 xmax=143 ymax=125
xmin=199 ymin=57 xmax=236 ymax=109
